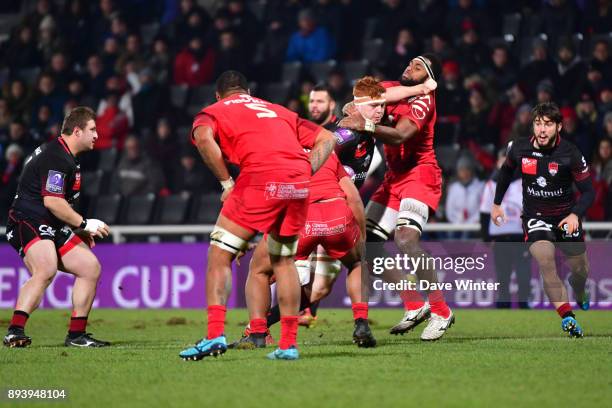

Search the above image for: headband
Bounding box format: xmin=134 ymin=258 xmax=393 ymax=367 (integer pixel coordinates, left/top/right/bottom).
xmin=413 ymin=56 xmax=435 ymax=81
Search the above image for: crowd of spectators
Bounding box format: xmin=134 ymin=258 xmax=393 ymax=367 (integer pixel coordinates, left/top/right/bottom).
xmin=0 ymin=0 xmax=610 ymax=227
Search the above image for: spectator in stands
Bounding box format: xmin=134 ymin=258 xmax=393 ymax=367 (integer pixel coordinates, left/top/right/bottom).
xmin=0 ymin=144 xmax=25 ymax=218
xmin=561 ymin=106 xmax=593 ymax=159
xmin=556 ymin=40 xmax=587 ymax=105
xmin=335 ymin=0 xmax=369 ymax=60
xmin=445 ymin=156 xmax=484 ymax=239
xmin=147 ymin=118 xmax=179 ymax=186
xmin=96 ymin=91 xmax=129 ymax=151
xmin=226 ymin=0 xmax=261 ymax=57
xmin=48 ymin=52 xmax=72 ymax=92
xmin=535 ymin=79 xmax=555 ymax=104
xmin=148 ymin=36 xmax=172 ymax=84
xmin=30 ymin=104 xmax=54 ymax=144
xmin=575 ymin=91 xmax=600 ymax=137
xmin=541 ymin=0 xmax=576 ymax=48
xmin=85 ymin=54 xmax=109 ymax=102
xmin=114 ymin=135 xmax=165 ymax=196
xmin=4 ymin=80 xmax=28 ymax=123
xmin=66 ymin=77 xmax=95 ymax=108
xmin=5 ymin=25 xmax=42 ymax=71
xmin=446 ymin=0 xmax=487 ymax=39
xmin=383 ymin=27 xmax=420 ymax=79
xmin=455 ymin=20 xmax=489 ymax=76
xmin=508 ymin=103 xmax=532 ymax=143
xmin=598 ymin=86 xmax=612 ymax=118
xmin=109 ymin=13 xmax=129 ymax=44
xmin=257 ymin=10 xmax=290 ymax=81
xmin=587 ymin=137 xmax=611 ymax=222
xmin=327 ymin=70 xmax=351 ymax=105
xmin=602 ymin=111 xmax=612 ymax=141
xmin=173 ymin=0 xmax=210 ymax=48
xmin=37 ymin=15 xmax=64 ymax=64
xmin=101 ymin=75 xmax=133 ymax=127
xmin=6 ymin=120 xmax=35 ymax=156
xmin=412 ymin=0 xmax=447 ymax=38
xmin=520 ymin=38 xmax=557 ymax=99
xmin=483 ymin=45 xmax=518 ymax=96
xmin=285 ymin=9 xmax=335 ymax=63
xmin=93 ymin=0 xmax=117 ymax=47
xmin=173 ymin=36 xmax=216 ymax=86
xmin=101 ymin=36 xmax=121 ymax=72
xmin=584 ymin=0 xmax=612 ymax=34
xmin=0 ymin=99 xmax=12 ymax=137
xmin=23 ymin=0 xmax=54 ymax=29
xmin=461 ymin=85 xmax=492 ymax=147
xmin=373 ymin=0 xmax=411 ymax=42
xmin=489 ymin=83 xmax=526 ymax=146
xmin=593 ymin=136 xmax=612 ymax=186
xmin=436 ymin=60 xmax=466 ymax=145
xmin=430 ymin=31 xmax=456 ymax=62
xmin=133 ymin=68 xmax=166 ymax=132
xmin=59 ymin=0 xmax=92 ymax=65
xmin=30 ymin=73 xmax=67 ymax=126
xmin=117 ymin=33 xmax=146 ymax=75
xmin=172 ymin=148 xmax=219 ymax=195
xmin=590 ymin=39 xmax=611 ymax=83
xmin=214 ymin=31 xmax=248 ymax=78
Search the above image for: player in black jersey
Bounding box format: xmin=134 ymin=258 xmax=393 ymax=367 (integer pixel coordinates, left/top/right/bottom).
xmin=3 ymin=107 xmax=111 ymax=348
xmin=492 ymin=102 xmax=594 ymax=338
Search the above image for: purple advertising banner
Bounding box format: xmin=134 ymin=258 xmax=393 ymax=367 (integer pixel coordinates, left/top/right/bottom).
xmin=0 ymin=242 xmax=611 ymax=309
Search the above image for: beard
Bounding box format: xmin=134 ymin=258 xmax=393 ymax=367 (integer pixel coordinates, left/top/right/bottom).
xmin=309 ymin=108 xmax=331 ymax=125
xmin=399 ymin=76 xmax=423 ymax=86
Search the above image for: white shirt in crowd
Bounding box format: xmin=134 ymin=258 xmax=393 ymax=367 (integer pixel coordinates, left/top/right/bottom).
xmin=479 ymin=178 xmax=523 ymax=236
xmin=445 ymin=178 xmax=485 ymax=224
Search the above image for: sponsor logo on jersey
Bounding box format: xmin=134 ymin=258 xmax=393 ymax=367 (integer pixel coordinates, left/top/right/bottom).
xmin=521 ymin=158 xmax=537 ymax=175
xmin=264 ymin=181 xmax=309 ymax=200
xmin=354 ymin=141 xmax=368 ymax=158
xmin=334 ymin=128 xmax=354 ymax=145
xmin=548 ymin=161 xmax=558 ymax=176
xmin=536 ymin=176 xmax=547 ymax=187
xmin=45 ymin=170 xmax=66 ymax=194
xmin=303 ymin=217 xmax=347 ymax=237
xmin=39 ymin=225 xmax=56 ymax=237
xmin=526 ymin=218 xmax=553 ymax=233
xmin=73 ymin=172 xmax=81 ymax=190
xmin=526 ymin=186 xmax=563 ymax=198
xmin=531 ymin=152 xmax=543 ymax=157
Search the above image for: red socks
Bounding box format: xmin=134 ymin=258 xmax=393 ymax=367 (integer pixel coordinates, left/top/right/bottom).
xmin=69 ymin=316 xmax=88 ymax=334
xmin=400 ymin=290 xmax=425 ymax=311
xmin=207 ymin=305 xmax=226 ymax=339
xmin=556 ymin=303 xmax=573 ymax=318
xmin=428 ymin=290 xmax=451 ymax=318
xmin=9 ymin=310 xmax=29 ymax=330
xmin=352 ymin=302 xmax=368 ymax=321
xmin=249 ymin=318 xmax=268 ymax=335
xmin=279 ymin=316 xmax=298 ymax=350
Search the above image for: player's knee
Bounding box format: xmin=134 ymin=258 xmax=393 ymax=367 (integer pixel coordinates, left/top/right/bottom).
xmin=85 ymin=257 xmax=102 ymax=281
xmin=311 ymin=286 xmax=330 ymax=302
xmin=394 ymin=227 xmax=420 ymax=255
xmin=31 ymin=265 xmax=57 ymax=284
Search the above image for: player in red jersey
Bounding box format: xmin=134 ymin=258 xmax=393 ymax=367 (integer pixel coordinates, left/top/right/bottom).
xmin=234 ymin=149 xmax=376 ymax=349
xmin=178 ymin=71 xmax=335 ymax=361
xmin=340 ymin=54 xmax=455 ymax=341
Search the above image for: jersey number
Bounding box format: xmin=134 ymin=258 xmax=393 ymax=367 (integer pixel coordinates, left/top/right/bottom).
xmin=245 ymin=103 xmax=277 ymax=118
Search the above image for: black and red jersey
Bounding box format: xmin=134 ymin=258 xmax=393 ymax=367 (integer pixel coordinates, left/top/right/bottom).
xmin=10 ymin=137 xmax=81 ymax=227
xmin=495 ymin=136 xmax=591 ymax=219
xmin=327 ymin=121 xmax=376 ymax=189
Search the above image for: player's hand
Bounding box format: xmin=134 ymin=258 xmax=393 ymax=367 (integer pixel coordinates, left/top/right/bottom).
xmin=221 ymin=186 xmax=233 ymax=202
xmin=235 ymin=242 xmax=257 ymax=266
xmin=558 ymin=213 xmax=579 ymax=235
xmin=76 ymin=229 xmax=96 ymax=248
xmin=342 ymin=101 xmax=356 ymax=116
xmin=491 ymin=204 xmax=505 ymax=226
xmin=338 ymin=112 xmax=366 ymax=132
xmin=83 ymin=218 xmax=110 ymax=239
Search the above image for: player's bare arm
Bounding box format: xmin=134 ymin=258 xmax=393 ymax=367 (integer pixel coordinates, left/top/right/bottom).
xmin=339 ymin=176 xmax=366 ymax=239
xmin=383 ymin=82 xmax=436 ymax=103
xmin=193 ymin=125 xmax=233 ymax=199
xmin=43 ymin=196 xmax=109 ymax=238
xmin=339 ymin=114 xmax=418 ymax=145
xmin=309 ymin=128 xmax=336 ymax=174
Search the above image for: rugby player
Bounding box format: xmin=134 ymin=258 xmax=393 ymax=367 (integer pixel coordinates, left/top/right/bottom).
xmin=4 ymin=106 xmax=111 ymax=348
xmin=178 ymin=71 xmax=335 ymax=361
xmin=339 ymin=54 xmax=454 ymax=341
xmin=492 ymin=102 xmax=594 ymax=337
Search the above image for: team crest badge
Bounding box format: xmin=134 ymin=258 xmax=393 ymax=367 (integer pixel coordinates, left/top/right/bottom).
xmin=548 ymin=162 xmax=558 ymax=176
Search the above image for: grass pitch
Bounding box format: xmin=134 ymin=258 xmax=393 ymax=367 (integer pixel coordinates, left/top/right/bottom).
xmin=1 ymin=308 xmax=611 ymax=408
